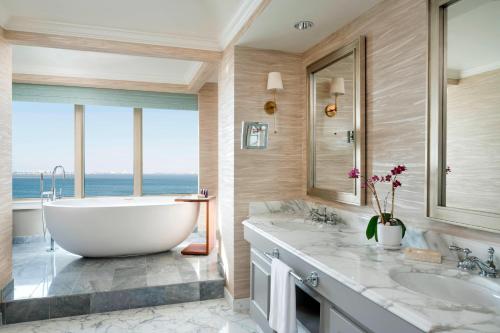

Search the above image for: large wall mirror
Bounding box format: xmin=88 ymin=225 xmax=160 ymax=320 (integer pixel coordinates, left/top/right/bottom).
xmin=428 ymin=0 xmax=500 ymax=232
xmin=307 ymin=37 xmax=365 ymax=205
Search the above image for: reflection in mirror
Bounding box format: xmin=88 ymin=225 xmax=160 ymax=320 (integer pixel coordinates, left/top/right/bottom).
xmin=444 ymin=0 xmax=500 ymax=214
xmin=314 ymin=53 xmax=355 ymax=193
xmin=307 ymin=36 xmax=365 ymax=206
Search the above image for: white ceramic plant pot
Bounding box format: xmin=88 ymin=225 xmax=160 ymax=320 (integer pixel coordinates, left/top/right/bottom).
xmin=377 ymin=224 xmax=402 ymax=250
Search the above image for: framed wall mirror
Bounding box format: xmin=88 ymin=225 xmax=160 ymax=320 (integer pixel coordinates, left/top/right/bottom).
xmin=428 ymin=0 xmax=500 ymax=232
xmin=307 ymin=36 xmax=365 ymax=205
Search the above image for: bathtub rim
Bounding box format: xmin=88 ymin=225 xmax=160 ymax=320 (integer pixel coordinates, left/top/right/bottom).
xmin=41 ymin=195 xmax=200 ymax=209
xmin=14 ymin=194 xmax=200 ymax=210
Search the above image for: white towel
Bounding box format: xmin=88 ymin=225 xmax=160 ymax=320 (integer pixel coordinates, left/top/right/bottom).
xmin=269 ymin=258 xmax=297 ymax=333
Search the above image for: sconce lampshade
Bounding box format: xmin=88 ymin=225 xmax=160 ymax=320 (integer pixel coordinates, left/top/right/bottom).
xmin=267 ymin=72 xmax=284 ymax=90
xmin=330 ymin=77 xmax=345 ymax=95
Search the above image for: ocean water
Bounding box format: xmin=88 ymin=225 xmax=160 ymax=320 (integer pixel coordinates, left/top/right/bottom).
xmin=13 ymin=174 xmax=198 ymax=199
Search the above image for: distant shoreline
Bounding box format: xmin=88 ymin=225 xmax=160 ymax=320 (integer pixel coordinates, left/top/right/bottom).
xmin=12 ymin=173 xmax=198 ymax=176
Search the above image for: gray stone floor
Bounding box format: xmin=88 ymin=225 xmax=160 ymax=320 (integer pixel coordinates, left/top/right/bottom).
xmin=0 ymin=299 xmax=262 ymax=333
xmin=7 ymin=235 xmax=221 ymax=301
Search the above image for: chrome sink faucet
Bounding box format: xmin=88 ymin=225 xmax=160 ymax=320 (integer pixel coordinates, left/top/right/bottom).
xmin=449 ymin=245 xmax=497 ymax=278
xmin=309 ymin=207 xmax=337 ymax=225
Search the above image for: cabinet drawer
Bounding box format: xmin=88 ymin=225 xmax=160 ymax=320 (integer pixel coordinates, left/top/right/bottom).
xmin=329 ymin=308 xmax=365 ymax=333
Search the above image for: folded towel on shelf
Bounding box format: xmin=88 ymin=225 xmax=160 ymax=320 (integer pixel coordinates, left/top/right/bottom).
xmin=269 ymin=258 xmax=297 ymax=333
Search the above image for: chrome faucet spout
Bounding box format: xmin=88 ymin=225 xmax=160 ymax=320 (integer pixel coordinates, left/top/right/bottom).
xmin=309 ymin=207 xmax=338 ymax=225
xmin=51 ymin=165 xmax=66 ymax=201
xmin=449 ymin=245 xmax=497 ymax=278
xmin=470 ymin=248 xmax=497 ymax=278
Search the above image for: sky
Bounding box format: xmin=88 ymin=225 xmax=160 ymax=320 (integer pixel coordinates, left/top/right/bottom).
xmin=12 ymin=101 xmax=199 ymax=174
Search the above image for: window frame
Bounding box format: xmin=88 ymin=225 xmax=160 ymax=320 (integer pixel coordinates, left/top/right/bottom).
xmin=13 ymin=103 xmax=199 ymax=199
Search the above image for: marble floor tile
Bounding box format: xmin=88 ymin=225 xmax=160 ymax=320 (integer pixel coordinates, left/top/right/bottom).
xmin=111 ymin=267 xmax=147 ymax=290
xmin=0 ymin=299 xmax=262 ymax=333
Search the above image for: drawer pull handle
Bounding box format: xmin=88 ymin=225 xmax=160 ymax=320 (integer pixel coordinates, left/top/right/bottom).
xmin=264 ymin=248 xmax=320 ymax=288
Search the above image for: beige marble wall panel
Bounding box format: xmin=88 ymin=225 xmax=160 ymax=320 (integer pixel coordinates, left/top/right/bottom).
xmin=0 ymin=34 xmax=13 ymax=289
xmin=199 ymin=83 xmax=219 ymax=197
xmin=233 ymin=47 xmax=305 ymax=298
xmin=218 ymin=47 xmax=236 ymax=295
xmin=198 ymin=83 xmax=218 ymax=233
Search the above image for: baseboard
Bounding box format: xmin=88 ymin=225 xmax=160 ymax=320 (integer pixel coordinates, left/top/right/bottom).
xmin=13 ymin=235 xmax=46 ymax=244
xmin=0 ymin=279 xmax=13 ymax=301
xmin=224 ymin=287 xmax=250 ymax=313
xmin=0 ymin=278 xmax=14 ymax=325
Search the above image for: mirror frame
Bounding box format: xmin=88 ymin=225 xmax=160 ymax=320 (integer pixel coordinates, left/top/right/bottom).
xmin=307 ymin=36 xmax=366 ymax=205
xmin=427 ymin=0 xmax=500 ymax=232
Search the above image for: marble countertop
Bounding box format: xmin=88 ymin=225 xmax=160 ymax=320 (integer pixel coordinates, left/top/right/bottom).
xmin=243 ymin=204 xmax=500 ymax=333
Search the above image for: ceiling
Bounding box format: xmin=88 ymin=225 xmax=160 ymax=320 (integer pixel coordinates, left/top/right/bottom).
xmin=238 ymin=0 xmax=381 ymax=53
xmin=0 ymin=0 xmax=262 ymax=50
xmin=447 ymin=0 xmax=500 ymax=78
xmin=13 ymin=45 xmax=203 ymax=84
xmin=1 ymin=0 xmax=383 ymax=84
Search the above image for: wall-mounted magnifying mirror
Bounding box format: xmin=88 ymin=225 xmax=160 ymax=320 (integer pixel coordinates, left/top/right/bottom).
xmin=428 ymin=0 xmax=500 ymax=232
xmin=307 ymin=36 xmax=365 ymax=205
xmin=241 ymin=121 xmax=269 ymax=149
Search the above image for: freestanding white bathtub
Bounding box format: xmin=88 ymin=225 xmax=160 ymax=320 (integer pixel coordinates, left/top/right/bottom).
xmin=43 ymin=197 xmax=200 ymax=257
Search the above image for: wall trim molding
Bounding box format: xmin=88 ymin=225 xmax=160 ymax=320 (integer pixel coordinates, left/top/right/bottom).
xmin=459 ymin=60 xmax=500 ymax=79
xmin=223 ymin=287 xmax=250 ymax=313
xmin=188 ymin=63 xmax=217 ymax=93
xmin=5 ymin=17 xmax=221 ymax=51
xmin=219 ymin=0 xmax=263 ymax=49
xmin=13 ymin=63 xmax=202 ymax=86
xmin=0 ymin=3 xmax=8 ymax=28
xmin=4 ymin=30 xmax=222 ymax=63
xmin=13 ymin=73 xmax=191 ymax=94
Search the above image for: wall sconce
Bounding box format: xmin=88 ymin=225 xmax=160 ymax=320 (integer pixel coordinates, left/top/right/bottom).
xmin=264 ymin=72 xmax=283 ymax=133
xmin=324 ymin=77 xmax=345 ymax=117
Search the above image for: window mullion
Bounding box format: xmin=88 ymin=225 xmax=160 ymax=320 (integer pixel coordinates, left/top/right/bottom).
xmin=74 ymin=104 xmax=85 ymax=198
xmin=133 ymin=108 xmax=143 ymax=196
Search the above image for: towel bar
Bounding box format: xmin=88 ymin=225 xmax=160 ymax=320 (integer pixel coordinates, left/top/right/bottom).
xmin=264 ymin=249 xmax=319 ymax=287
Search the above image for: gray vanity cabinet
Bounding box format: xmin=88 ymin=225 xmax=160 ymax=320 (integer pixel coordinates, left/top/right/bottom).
xmin=244 ymin=223 xmax=425 ymax=333
xmin=328 ymin=306 xmax=365 ymax=333
xmin=250 ymin=249 xmax=273 ymax=333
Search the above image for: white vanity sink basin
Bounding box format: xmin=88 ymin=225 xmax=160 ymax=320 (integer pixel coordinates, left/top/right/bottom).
xmin=390 ymin=271 xmax=500 ymax=310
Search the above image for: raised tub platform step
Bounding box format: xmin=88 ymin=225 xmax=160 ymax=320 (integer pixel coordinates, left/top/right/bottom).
xmin=1 ymin=279 xmax=224 ymax=324
xmin=2 ymin=236 xmax=223 ymax=324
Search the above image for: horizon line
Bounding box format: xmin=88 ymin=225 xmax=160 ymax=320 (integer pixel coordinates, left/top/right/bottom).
xmin=13 ymin=172 xmax=198 ymax=176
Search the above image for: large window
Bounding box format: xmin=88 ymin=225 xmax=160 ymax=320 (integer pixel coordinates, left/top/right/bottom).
xmin=12 ymin=84 xmax=199 ymax=199
xmin=142 ymin=108 xmax=198 ymax=195
xmin=12 ymin=101 xmax=74 ymax=199
xmin=84 ymin=106 xmax=133 ymax=197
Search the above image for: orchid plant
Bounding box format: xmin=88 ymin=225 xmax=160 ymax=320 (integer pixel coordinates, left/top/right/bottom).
xmin=348 ymin=165 xmax=407 ymax=241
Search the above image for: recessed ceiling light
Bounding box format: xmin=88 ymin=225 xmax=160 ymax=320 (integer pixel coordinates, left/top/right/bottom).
xmin=294 ymin=20 xmax=314 ymax=30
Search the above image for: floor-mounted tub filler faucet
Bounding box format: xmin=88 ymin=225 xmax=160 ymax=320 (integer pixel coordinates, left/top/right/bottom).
xmin=449 ymin=245 xmax=497 ymax=278
xmin=40 ymin=165 xmax=66 ymax=252
xmin=51 ymin=165 xmax=66 ymax=201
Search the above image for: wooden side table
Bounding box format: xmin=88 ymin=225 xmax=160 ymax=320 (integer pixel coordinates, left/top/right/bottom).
xmin=175 ymin=196 xmax=216 ymax=255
